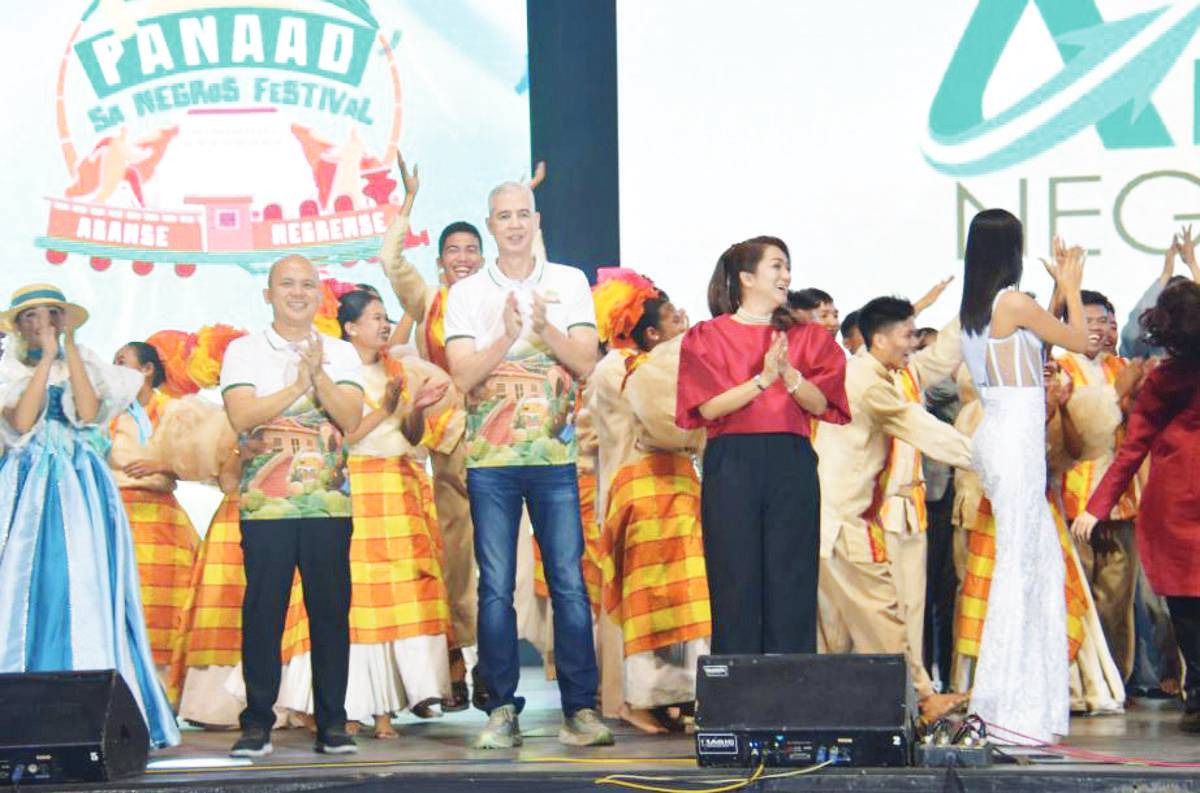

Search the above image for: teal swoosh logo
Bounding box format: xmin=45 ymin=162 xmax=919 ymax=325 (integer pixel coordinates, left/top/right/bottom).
xmin=927 ymin=3 xmax=1200 ymax=176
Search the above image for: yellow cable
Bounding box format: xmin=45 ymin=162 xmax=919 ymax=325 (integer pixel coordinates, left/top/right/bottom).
xmin=595 ymin=762 xmax=765 ymax=793
xmin=592 ymin=760 xmax=832 ymax=792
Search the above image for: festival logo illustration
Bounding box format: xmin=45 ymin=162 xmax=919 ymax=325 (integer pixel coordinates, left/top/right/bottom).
xmin=925 ymin=0 xmax=1200 ymax=176
xmin=37 ymin=0 xmax=428 ymax=277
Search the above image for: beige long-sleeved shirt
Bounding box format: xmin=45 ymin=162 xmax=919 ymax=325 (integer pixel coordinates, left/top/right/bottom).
xmin=588 ymin=348 xmax=638 ymax=518
xmin=624 ymin=335 xmax=705 ymax=456
xmin=876 ymin=320 xmax=964 ymax=535
xmin=816 ymin=338 xmax=973 ymax=561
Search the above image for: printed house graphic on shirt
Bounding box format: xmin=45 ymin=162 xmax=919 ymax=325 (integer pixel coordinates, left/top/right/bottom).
xmin=240 ymin=407 xmax=350 ymax=520
xmin=468 ymin=355 xmax=576 ymax=466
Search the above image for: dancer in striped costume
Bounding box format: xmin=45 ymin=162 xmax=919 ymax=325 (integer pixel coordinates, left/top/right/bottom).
xmin=1056 ymin=290 xmax=1146 ymax=681
xmin=278 ymin=290 xmax=457 ymax=737
xmin=110 ymin=342 xmax=200 ymax=679
xmin=592 ymin=269 xmax=709 ymax=734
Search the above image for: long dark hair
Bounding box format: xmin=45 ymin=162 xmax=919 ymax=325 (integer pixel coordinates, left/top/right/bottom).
xmin=126 ymin=341 xmax=165 ymax=388
xmin=707 ymin=236 xmax=794 ymax=329
xmin=959 ymin=209 xmax=1024 ymax=334
xmin=1141 ymin=280 xmax=1200 ymax=361
xmin=337 ymin=289 xmax=383 ymax=341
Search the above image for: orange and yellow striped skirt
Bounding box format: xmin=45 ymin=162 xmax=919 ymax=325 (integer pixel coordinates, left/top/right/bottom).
xmin=340 ymin=455 xmax=451 ymax=645
xmin=166 ymin=495 xmax=308 ymax=702
xmin=121 ymin=488 xmax=201 ymax=666
xmin=601 ymin=452 xmax=711 ymax=657
xmin=955 ymin=494 xmax=1087 ymax=662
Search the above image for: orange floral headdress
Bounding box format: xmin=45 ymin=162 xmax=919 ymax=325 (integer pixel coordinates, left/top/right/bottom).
xmin=592 ymin=268 xmax=661 ymax=350
xmin=313 ymin=277 xmax=362 ymax=339
xmin=147 ymin=323 xmax=249 ymax=397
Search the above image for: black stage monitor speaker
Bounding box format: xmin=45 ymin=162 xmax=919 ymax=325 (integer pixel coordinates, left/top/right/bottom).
xmin=0 ymin=670 xmax=149 ymax=784
xmin=694 ymin=654 xmax=915 ymax=767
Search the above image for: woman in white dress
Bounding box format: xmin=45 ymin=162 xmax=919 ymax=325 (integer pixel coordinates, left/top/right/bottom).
xmin=958 ymin=210 xmax=1089 ymax=745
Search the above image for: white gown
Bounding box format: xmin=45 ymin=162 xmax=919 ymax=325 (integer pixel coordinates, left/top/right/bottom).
xmin=962 ymin=295 xmax=1069 ymax=745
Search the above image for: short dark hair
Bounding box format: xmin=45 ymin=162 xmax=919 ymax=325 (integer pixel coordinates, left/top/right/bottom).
xmin=840 ymin=310 xmax=860 ymax=339
xmin=126 ymin=341 xmax=166 ymax=388
xmin=1141 ymin=280 xmax=1200 ymax=361
xmin=858 ymin=297 xmax=915 ymax=350
xmin=438 ymin=221 xmax=483 ymax=256
xmin=1080 ymin=290 xmax=1114 ymax=315
xmin=916 ymin=327 xmax=938 ymax=342
xmin=791 ymin=288 xmax=833 ymax=310
xmin=959 ymin=209 xmax=1024 ymax=334
xmin=630 ymin=292 xmax=671 ymax=351
xmin=337 ymin=289 xmax=384 ymax=341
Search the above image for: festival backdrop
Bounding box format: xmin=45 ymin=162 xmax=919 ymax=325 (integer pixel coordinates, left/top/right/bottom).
xmin=618 ymin=0 xmax=1200 ymax=329
xmin=0 ymin=0 xmax=530 ymax=526
xmin=0 ymin=0 xmax=531 ymax=345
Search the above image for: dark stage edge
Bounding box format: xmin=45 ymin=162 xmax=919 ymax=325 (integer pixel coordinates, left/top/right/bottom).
xmin=46 ymin=675 xmax=1200 ymax=793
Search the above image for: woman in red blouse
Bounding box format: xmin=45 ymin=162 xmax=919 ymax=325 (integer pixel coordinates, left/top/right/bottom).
xmin=676 ymin=236 xmax=850 ymax=654
xmin=1071 ymin=280 xmax=1200 ymax=732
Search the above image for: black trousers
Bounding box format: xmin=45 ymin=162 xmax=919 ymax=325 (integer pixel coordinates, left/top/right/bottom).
xmin=700 ymin=433 xmax=819 ymax=655
xmin=1166 ymin=596 xmax=1200 ymax=711
xmin=239 ymin=517 xmax=352 ymax=733
xmin=923 ymin=486 xmax=957 ymax=688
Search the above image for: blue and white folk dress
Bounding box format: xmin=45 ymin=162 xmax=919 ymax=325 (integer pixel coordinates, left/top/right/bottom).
xmin=0 ymin=344 xmax=180 ymax=748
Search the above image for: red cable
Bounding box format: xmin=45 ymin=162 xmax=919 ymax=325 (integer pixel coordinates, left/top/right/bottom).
xmin=981 ymin=719 xmax=1200 ymax=769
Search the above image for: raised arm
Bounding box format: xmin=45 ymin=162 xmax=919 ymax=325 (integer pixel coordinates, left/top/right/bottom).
xmin=912 ymin=276 xmax=955 ymax=318
xmin=998 ymin=246 xmax=1088 ymax=353
xmin=380 ymin=155 xmax=430 ymax=323
xmin=1176 ymin=224 xmax=1200 ymax=283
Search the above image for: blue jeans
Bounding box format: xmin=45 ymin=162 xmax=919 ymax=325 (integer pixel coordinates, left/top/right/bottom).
xmin=467 ymin=463 xmax=598 ymax=716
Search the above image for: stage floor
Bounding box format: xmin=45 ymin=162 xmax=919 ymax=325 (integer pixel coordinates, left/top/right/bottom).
xmin=108 ymin=672 xmax=1200 ymax=793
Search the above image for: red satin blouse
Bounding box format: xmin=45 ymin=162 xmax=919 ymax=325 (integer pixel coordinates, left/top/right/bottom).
xmin=676 ymin=315 xmax=851 ymax=438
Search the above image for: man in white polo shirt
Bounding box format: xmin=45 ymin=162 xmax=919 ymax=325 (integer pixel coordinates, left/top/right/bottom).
xmin=445 ymin=181 xmax=610 ymax=749
xmin=220 ymin=255 xmax=365 ymax=758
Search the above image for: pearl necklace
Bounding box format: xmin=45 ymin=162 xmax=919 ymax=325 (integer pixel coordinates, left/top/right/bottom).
xmin=735 ymin=307 xmax=773 ymax=325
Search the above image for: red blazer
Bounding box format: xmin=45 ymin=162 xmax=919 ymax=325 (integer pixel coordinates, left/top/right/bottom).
xmin=1087 ymin=358 xmax=1200 ymax=596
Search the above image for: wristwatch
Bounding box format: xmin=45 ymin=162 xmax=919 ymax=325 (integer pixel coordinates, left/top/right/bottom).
xmin=786 ymin=373 xmax=804 ymax=394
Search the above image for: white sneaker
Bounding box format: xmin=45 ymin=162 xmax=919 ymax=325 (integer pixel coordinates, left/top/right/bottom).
xmin=559 ymin=708 xmax=614 ymax=746
xmin=474 ymin=704 xmax=522 ymax=749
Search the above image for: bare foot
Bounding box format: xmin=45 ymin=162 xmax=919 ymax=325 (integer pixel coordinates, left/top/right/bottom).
xmin=619 ymin=704 xmax=667 ymax=735
xmin=345 ymin=721 xmax=361 ymax=736
xmin=1162 ymin=678 xmax=1182 ymax=696
xmin=289 ymin=711 xmax=317 ymax=733
xmin=919 ymin=692 xmax=968 ymax=723
xmin=373 ymin=714 xmax=398 ymax=739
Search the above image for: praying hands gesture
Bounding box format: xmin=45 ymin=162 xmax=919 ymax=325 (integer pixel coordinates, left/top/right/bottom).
xmin=759 ymin=332 xmax=786 ymax=388
xmin=502 ymin=292 xmax=523 ymax=342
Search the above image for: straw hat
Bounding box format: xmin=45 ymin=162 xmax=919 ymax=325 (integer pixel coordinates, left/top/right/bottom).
xmin=0 ymin=284 xmax=89 ymax=334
